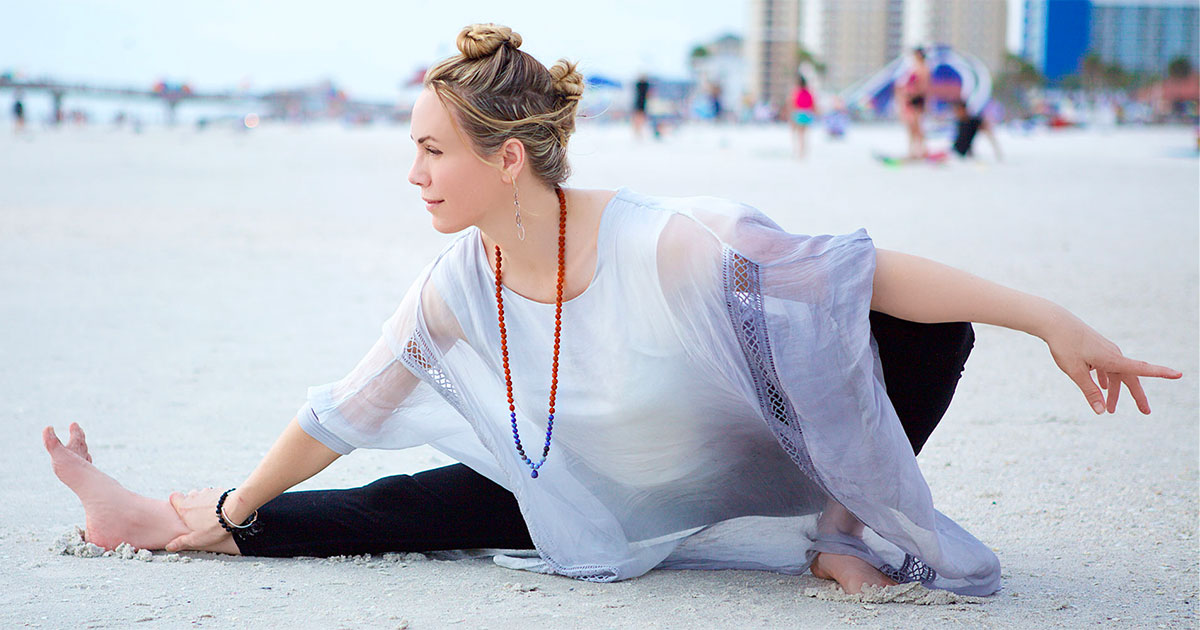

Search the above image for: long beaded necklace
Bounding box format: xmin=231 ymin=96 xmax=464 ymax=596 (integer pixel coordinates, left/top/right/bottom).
xmin=493 ymin=187 xmax=567 ymax=479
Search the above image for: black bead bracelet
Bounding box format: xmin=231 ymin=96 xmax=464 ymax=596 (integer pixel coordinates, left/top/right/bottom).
xmin=216 ymin=488 xmax=261 ymax=539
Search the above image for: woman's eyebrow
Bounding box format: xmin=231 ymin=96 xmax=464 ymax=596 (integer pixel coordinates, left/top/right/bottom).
xmin=411 ymin=135 xmax=438 ymax=144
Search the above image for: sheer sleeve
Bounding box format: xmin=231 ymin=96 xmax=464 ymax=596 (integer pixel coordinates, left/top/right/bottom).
xmin=297 ymin=263 xmax=467 ymax=454
xmin=655 ymin=198 xmax=1000 ymax=596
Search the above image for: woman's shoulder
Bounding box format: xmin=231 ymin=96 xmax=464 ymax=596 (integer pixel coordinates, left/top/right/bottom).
xmin=419 ymin=229 xmax=485 ymax=304
xmin=610 ymin=189 xmax=765 ymax=263
xmin=610 ymin=187 xmax=754 ymax=218
xmin=615 ymin=188 xmax=771 ymax=233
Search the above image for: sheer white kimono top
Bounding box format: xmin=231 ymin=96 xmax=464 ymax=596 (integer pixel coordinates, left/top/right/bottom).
xmin=296 ymin=188 xmax=1001 ymax=595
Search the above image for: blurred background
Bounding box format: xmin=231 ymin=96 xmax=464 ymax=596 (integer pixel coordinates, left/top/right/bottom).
xmin=1 ymin=0 xmax=1196 ymax=131
xmin=3 ymin=4 xmax=1197 ymax=627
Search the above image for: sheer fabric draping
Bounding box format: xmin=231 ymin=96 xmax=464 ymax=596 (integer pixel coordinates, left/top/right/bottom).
xmin=296 ymin=188 xmax=1000 ymax=595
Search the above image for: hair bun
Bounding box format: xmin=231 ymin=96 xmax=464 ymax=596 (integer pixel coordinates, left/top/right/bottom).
xmin=457 ymin=23 xmax=522 ymax=60
xmin=549 ymin=59 xmax=584 ymax=102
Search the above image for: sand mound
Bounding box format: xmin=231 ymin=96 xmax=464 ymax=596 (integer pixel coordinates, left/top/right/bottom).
xmin=51 ymin=528 xmax=188 ymax=563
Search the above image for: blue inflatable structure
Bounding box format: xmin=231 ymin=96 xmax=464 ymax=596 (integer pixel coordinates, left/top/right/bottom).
xmin=840 ymin=44 xmax=992 ymax=117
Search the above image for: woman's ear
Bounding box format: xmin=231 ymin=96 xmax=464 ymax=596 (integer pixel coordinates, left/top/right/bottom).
xmin=498 ymin=138 xmax=525 ymax=184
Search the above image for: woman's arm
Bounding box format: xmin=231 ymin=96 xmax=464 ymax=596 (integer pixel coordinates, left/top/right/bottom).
xmin=223 ymin=417 xmax=341 ymax=522
xmin=870 ymin=249 xmax=1181 ymax=414
xmin=165 ymin=417 xmax=340 ymax=551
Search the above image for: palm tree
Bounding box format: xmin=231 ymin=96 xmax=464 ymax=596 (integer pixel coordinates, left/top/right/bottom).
xmin=1167 ymin=56 xmax=1193 ymax=80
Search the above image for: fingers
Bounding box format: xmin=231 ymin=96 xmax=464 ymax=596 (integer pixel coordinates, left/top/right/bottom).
xmin=1068 ymin=369 xmax=1106 ymax=415
xmin=165 ymin=534 xmax=191 ymax=553
xmin=1104 ymin=373 xmax=1120 ymax=413
xmin=1097 ymin=370 xmax=1109 ymax=390
xmin=1124 ymin=375 xmax=1151 ymax=415
xmin=1107 ymin=356 xmax=1182 ymax=380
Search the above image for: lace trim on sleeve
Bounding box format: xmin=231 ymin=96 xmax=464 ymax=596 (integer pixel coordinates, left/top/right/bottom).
xmin=722 ymin=246 xmax=937 ymax=586
xmin=399 ymin=325 xmax=469 ymax=419
xmin=722 ymin=247 xmax=824 ymax=486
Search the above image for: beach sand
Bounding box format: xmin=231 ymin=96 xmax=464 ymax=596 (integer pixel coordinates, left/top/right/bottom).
xmin=2 ymin=121 xmax=1196 ymax=628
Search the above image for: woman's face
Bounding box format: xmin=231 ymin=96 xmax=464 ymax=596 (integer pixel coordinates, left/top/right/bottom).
xmin=407 ymin=89 xmax=506 ymax=234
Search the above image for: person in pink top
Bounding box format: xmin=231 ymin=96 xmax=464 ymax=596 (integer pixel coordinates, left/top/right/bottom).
xmin=790 ymin=75 xmax=818 ymax=159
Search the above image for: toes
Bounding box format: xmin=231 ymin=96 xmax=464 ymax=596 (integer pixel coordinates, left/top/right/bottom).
xmin=67 ymin=423 xmax=92 ymax=463
xmin=42 ymin=426 xmax=64 ymax=454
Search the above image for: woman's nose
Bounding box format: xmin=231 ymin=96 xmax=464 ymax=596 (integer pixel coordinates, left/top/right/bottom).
xmin=407 ymin=159 xmax=427 ymax=188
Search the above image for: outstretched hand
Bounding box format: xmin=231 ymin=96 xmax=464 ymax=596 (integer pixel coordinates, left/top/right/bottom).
xmin=1044 ymin=314 xmax=1182 ymax=415
xmin=164 ymin=487 xmax=232 ymax=552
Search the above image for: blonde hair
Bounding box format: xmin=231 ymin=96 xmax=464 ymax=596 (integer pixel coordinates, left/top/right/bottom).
xmin=424 ymin=23 xmax=584 ymax=186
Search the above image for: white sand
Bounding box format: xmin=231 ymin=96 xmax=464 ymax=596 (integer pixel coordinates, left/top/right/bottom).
xmin=2 ymin=121 xmax=1196 ymax=628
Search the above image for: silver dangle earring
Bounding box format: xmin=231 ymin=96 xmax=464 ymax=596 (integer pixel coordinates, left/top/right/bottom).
xmin=512 ymin=183 xmax=526 ymax=241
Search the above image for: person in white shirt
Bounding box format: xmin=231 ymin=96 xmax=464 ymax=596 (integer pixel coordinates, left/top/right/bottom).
xmin=43 ymin=24 xmax=1180 ymax=596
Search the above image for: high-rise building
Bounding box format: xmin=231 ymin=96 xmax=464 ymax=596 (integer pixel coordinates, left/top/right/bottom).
xmin=746 ymin=0 xmax=801 ymax=110
xmin=1089 ymin=0 xmax=1199 ymax=75
xmin=801 ymin=0 xmax=906 ymax=91
xmin=1024 ymin=0 xmax=1199 ymax=82
xmin=905 ymin=0 xmax=1009 ymax=71
xmin=1023 ymin=0 xmax=1092 ymax=82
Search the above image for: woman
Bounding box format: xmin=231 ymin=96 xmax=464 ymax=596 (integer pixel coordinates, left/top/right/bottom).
xmin=897 ymin=48 xmax=930 ymax=159
xmin=43 ymin=24 xmax=1179 ymax=597
xmin=790 ymin=75 xmax=818 ymax=158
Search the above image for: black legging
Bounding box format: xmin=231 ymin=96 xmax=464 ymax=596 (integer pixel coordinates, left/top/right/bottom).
xmin=237 ymin=314 xmax=974 ymax=558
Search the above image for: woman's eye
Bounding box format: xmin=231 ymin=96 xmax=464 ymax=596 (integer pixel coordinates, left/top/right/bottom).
xmin=425 ymin=147 xmax=441 ymax=155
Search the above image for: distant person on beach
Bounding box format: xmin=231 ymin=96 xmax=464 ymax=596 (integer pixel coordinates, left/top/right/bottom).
xmin=632 ymin=74 xmax=650 ymax=140
xmin=950 ymin=99 xmax=1002 ymax=161
xmin=708 ymin=81 xmax=723 ymax=122
xmin=44 ymin=24 xmax=1181 ymax=599
xmin=790 ymin=75 xmax=818 ymax=158
xmin=896 ymin=48 xmax=930 ymax=159
xmin=12 ymin=93 xmax=25 ymax=133
xmin=825 ymin=97 xmax=849 ymax=140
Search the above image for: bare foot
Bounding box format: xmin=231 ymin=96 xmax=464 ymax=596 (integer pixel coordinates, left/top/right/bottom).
xmin=810 ymin=552 xmax=898 ymax=594
xmin=43 ymin=424 xmax=190 ymax=551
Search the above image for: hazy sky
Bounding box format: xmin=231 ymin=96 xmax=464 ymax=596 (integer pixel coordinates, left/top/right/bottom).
xmin=2 ymin=1 xmax=1024 ymax=100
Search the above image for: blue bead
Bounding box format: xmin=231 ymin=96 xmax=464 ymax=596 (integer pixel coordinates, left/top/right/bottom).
xmin=530 ymin=469 xmax=538 ymax=478
xmin=548 ymin=414 xmax=554 ymax=420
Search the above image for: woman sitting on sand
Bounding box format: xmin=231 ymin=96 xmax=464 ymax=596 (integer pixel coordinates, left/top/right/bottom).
xmin=43 ymin=24 xmax=1179 ymax=597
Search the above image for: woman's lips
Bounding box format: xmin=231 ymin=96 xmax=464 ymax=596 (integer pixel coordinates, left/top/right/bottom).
xmin=423 ymin=199 xmax=443 ymax=211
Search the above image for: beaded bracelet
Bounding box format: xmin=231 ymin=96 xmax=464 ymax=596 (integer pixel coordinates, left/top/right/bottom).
xmin=216 ymin=488 xmax=260 ymax=539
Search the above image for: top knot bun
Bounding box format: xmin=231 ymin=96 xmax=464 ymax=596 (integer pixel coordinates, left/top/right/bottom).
xmin=457 ymin=23 xmax=522 ymax=60
xmin=549 ymin=59 xmax=585 ymax=102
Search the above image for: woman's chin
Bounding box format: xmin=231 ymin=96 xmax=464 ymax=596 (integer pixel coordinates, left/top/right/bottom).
xmin=429 ymin=217 xmax=467 ymax=234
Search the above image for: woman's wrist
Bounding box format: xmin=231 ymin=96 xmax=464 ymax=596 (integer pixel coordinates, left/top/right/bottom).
xmin=222 ymin=488 xmax=257 ymax=525
xmin=1024 ymin=298 xmax=1077 ymax=344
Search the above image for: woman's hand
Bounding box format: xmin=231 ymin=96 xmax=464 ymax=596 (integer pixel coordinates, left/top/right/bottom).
xmin=1043 ymin=312 xmax=1182 ymax=414
xmin=164 ymin=487 xmax=233 ymax=552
